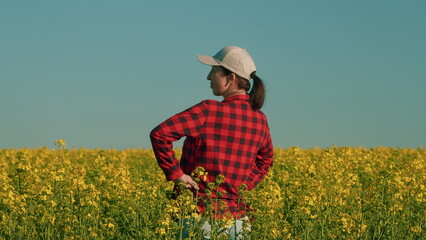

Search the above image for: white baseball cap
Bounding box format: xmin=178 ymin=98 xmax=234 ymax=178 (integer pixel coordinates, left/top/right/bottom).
xmin=197 ymin=46 xmax=256 ymax=80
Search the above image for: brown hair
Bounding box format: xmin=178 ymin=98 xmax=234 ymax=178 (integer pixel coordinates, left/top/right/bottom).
xmin=222 ymin=67 xmax=266 ymax=110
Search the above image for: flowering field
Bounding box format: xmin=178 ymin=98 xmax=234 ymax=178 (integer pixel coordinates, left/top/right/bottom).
xmin=0 ymin=142 xmax=425 ymax=239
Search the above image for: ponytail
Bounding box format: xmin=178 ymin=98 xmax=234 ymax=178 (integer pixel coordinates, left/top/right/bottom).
xmin=249 ymin=72 xmax=266 ymax=110
xmin=221 ymin=67 xmax=266 ymax=110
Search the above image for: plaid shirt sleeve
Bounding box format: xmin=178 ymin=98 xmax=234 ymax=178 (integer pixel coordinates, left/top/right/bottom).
xmin=149 ymin=101 xmax=208 ymax=181
xmin=247 ymin=128 xmax=274 ymax=190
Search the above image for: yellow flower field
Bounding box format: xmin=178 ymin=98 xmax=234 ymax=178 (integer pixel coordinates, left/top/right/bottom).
xmin=0 ymin=143 xmax=425 ymax=239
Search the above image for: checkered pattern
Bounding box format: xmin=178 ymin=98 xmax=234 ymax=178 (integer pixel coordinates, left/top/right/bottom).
xmin=150 ymin=94 xmax=274 ymax=217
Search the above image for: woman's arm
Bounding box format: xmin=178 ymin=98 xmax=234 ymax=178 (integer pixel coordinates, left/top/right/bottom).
xmin=150 ymin=101 xmax=208 ymax=181
xmin=247 ymin=130 xmax=274 ymax=190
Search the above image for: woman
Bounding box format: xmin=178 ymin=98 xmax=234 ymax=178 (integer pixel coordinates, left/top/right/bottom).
xmin=150 ymin=46 xmax=274 ymax=238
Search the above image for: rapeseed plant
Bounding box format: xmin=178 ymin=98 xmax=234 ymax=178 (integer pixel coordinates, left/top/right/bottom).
xmin=0 ymin=145 xmax=424 ymax=239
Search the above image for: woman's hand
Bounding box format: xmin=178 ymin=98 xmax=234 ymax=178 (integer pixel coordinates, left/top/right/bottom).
xmin=174 ymin=174 xmax=199 ymax=190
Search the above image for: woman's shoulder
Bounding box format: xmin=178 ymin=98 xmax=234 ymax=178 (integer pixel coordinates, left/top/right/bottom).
xmin=182 ymin=99 xmax=219 ymax=113
xmin=194 ymin=99 xmax=222 ymax=107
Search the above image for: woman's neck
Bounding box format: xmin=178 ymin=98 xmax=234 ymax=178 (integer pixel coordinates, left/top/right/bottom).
xmin=223 ymin=90 xmax=247 ymax=99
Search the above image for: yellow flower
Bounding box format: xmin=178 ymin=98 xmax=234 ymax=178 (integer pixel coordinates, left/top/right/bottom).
xmin=341 ymin=216 xmax=355 ymax=233
xmin=50 ymin=216 xmax=56 ymax=225
xmin=155 ymin=227 xmax=166 ymax=235
xmin=215 ymin=174 xmax=225 ymax=184
xmin=410 ymin=226 xmax=422 ymax=233
xmin=54 ymin=139 xmax=66 ymax=149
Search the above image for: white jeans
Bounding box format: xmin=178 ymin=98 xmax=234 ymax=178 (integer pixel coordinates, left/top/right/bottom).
xmin=179 ymin=217 xmax=250 ymax=240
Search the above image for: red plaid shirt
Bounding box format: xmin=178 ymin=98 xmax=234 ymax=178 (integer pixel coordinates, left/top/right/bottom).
xmin=150 ymin=94 xmax=274 ymax=217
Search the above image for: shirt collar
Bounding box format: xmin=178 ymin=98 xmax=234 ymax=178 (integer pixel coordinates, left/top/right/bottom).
xmin=222 ymin=94 xmax=250 ymax=103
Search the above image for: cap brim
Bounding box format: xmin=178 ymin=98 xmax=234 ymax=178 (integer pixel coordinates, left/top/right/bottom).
xmin=197 ymin=55 xmax=221 ymax=66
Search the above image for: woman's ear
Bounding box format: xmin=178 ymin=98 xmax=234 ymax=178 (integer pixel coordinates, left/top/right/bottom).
xmin=227 ymin=73 xmax=237 ymax=82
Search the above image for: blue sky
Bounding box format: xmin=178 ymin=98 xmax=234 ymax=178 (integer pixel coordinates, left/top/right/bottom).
xmin=1 ymin=1 xmax=425 ymax=149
